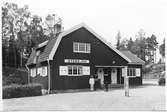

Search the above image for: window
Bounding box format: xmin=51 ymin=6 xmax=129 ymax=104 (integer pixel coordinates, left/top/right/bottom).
xmin=68 ymin=65 xmax=82 ymax=76
xmin=73 ymin=43 xmax=79 ymax=52
xmin=73 ymin=66 xmax=78 ymax=75
xmin=128 ymin=68 xmax=136 ymax=77
xmin=68 ymin=66 xmax=72 ymax=75
xmin=78 ymin=66 xmax=83 ymax=75
xmin=59 ymin=65 xmax=90 ymax=76
xmin=73 ymin=42 xmax=91 ymax=53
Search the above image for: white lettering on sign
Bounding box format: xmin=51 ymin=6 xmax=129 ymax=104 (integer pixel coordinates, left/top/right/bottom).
xmin=64 ymin=59 xmax=89 ymax=63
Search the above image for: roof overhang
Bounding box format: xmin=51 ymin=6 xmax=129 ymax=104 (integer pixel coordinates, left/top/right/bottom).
xmin=128 ymin=62 xmax=145 ymax=65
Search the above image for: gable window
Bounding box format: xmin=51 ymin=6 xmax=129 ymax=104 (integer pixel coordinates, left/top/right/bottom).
xmin=73 ymin=42 xmax=91 ymax=53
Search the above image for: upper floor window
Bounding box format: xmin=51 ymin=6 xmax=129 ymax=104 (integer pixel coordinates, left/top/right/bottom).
xmin=73 ymin=42 xmax=91 ymax=53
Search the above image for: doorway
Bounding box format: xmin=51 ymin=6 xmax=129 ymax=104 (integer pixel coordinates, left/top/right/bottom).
xmin=97 ymin=68 xmax=104 ymax=85
xmin=111 ymin=68 xmax=117 ymax=84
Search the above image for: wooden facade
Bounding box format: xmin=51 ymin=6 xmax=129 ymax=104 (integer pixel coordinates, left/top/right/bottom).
xmin=27 ymin=23 xmax=145 ymax=91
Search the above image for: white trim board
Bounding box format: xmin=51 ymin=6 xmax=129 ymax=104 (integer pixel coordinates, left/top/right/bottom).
xmin=95 ymin=65 xmax=127 ymax=68
xmin=48 ymin=23 xmax=132 ymax=63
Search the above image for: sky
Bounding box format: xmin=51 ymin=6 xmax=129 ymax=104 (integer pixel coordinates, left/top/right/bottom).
xmin=2 ymin=0 xmax=167 ymax=61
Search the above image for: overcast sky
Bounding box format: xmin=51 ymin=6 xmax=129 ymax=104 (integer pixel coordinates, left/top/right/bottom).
xmin=3 ymin=0 xmax=167 ymax=61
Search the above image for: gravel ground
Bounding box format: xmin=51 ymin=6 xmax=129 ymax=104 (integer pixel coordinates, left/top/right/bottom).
xmin=3 ymin=79 xmax=166 ymax=111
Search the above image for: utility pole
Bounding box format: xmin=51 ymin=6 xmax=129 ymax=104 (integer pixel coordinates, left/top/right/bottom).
xmin=124 ymin=66 xmax=129 ymax=97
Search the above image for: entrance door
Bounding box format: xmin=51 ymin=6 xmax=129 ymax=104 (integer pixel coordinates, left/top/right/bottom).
xmin=111 ymin=68 xmax=117 ymax=84
xmin=97 ymin=68 xmax=104 ymax=85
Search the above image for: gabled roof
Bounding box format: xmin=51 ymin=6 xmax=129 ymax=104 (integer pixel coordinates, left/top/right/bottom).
xmin=26 ymin=38 xmax=58 ymax=65
xmin=27 ymin=23 xmax=132 ymax=65
xmin=120 ymin=50 xmax=145 ymax=65
xmin=27 ymin=50 xmax=36 ymax=65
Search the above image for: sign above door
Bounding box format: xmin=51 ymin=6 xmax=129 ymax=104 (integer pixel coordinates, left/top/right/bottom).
xmin=64 ymin=59 xmax=90 ymax=64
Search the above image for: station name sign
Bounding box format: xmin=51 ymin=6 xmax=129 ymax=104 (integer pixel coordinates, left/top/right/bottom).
xmin=64 ymin=59 xmax=89 ymax=63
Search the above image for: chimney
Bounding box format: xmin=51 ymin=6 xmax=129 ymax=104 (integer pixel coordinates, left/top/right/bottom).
xmin=54 ymin=18 xmax=63 ymax=36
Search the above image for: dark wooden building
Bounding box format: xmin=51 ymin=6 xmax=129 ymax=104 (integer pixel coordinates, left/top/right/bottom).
xmin=26 ymin=23 xmax=145 ymax=92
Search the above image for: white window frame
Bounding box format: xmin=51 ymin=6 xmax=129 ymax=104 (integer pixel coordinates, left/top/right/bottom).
xmin=59 ymin=65 xmax=90 ymax=76
xmin=73 ymin=42 xmax=91 ymax=53
xmin=127 ymin=68 xmax=136 ymax=77
xmin=67 ymin=65 xmax=83 ymax=76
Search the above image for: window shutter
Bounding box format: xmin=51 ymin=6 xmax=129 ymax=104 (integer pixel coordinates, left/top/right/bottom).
xmin=37 ymin=67 xmax=42 ymax=75
xmin=83 ymin=66 xmax=90 ymax=75
xmin=30 ymin=69 xmax=33 ymax=77
xmin=136 ymin=68 xmax=141 ymax=77
xmin=41 ymin=66 xmax=47 ymax=77
xmin=122 ymin=68 xmax=125 ymax=77
xmin=59 ymin=66 xmax=68 ymax=75
xmin=31 ymin=68 xmax=36 ymax=77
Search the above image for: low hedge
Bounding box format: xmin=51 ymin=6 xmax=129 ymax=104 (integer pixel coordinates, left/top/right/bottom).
xmin=3 ymin=83 xmax=42 ymax=99
xmin=158 ymin=77 xmax=165 ymax=86
xmin=3 ymin=67 xmax=28 ymax=86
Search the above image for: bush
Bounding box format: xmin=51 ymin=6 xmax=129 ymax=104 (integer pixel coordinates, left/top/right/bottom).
xmin=142 ymin=65 xmax=152 ymax=74
xmin=3 ymin=67 xmax=28 ymax=86
xmin=158 ymin=77 xmax=165 ymax=86
xmin=3 ymin=83 xmax=42 ymax=99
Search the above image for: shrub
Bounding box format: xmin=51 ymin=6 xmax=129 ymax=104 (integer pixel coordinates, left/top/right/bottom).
xmin=142 ymin=65 xmax=152 ymax=74
xmin=3 ymin=83 xmax=42 ymax=99
xmin=158 ymin=77 xmax=165 ymax=86
xmin=3 ymin=67 xmax=28 ymax=86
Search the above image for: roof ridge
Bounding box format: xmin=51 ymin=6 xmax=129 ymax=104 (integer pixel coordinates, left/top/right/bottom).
xmin=27 ymin=23 xmax=135 ymax=65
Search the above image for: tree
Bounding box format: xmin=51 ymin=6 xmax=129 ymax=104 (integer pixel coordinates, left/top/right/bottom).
xmin=127 ymin=37 xmax=134 ymax=51
xmin=159 ymin=38 xmax=165 ymax=57
xmin=115 ymin=31 xmax=121 ymax=50
xmin=2 ymin=2 xmax=47 ymax=68
xmin=44 ymin=14 xmax=63 ymax=39
xmin=2 ymin=2 xmax=32 ymax=67
xmin=133 ymin=29 xmax=147 ymax=61
xmin=2 ymin=3 xmax=19 ymax=68
xmin=119 ymin=38 xmax=129 ymax=50
xmin=2 ymin=2 xmax=63 ymax=68
xmin=146 ymin=34 xmax=158 ymax=63
xmin=29 ymin=15 xmax=46 ymax=45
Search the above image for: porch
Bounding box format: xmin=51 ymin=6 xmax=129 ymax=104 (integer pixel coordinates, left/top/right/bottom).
xmin=94 ymin=65 xmax=127 ymax=89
